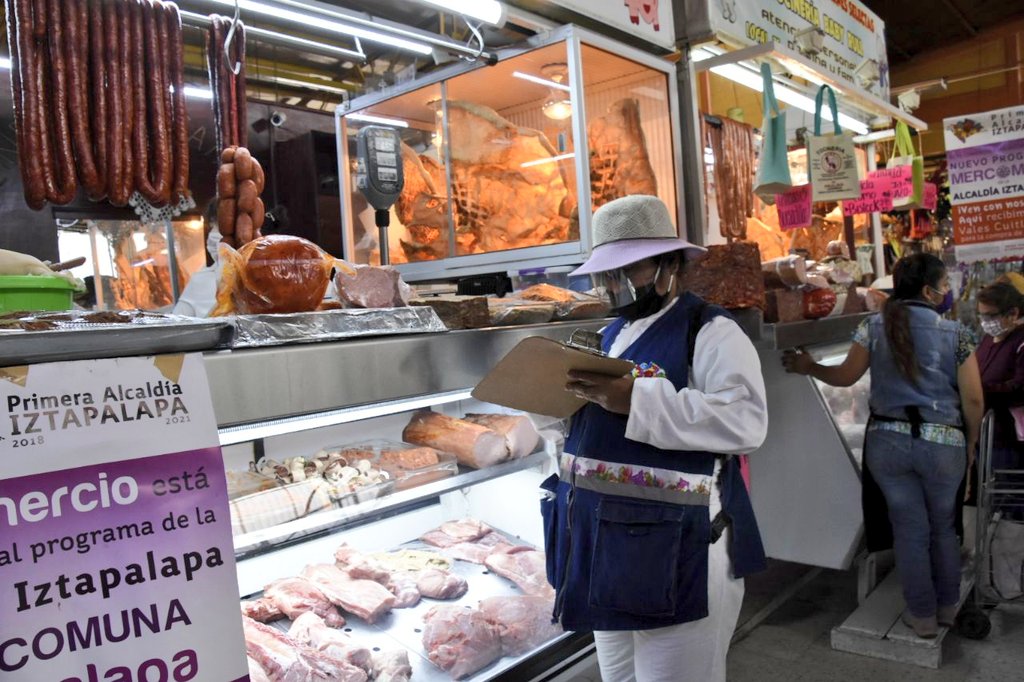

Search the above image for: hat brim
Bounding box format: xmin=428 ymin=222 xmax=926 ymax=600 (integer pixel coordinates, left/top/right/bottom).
xmin=570 ymin=238 xmax=706 ymax=276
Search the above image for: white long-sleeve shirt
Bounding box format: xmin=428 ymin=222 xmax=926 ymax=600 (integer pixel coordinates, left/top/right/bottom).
xmin=607 ymin=298 xmax=768 ymax=455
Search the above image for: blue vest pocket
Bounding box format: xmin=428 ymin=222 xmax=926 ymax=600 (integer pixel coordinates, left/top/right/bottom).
xmin=539 ymin=474 xmax=560 ymax=587
xmin=588 ymin=498 xmax=708 ymax=618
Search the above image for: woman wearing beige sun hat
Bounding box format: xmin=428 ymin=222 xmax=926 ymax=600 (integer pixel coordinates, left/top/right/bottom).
xmin=540 ymin=195 xmax=769 ymax=681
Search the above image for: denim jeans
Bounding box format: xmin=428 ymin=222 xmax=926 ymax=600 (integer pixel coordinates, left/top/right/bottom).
xmin=866 ymin=429 xmax=965 ymax=617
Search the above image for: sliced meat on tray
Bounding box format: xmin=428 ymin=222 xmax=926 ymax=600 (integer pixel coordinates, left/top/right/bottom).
xmin=484 ymin=547 xmax=555 ymax=600
xmin=288 ymin=612 xmax=374 ymax=675
xmin=480 ymin=595 xmax=563 ymax=656
xmin=301 ymin=563 xmax=397 ymax=623
xmin=422 ymin=604 xmax=503 ymax=679
xmin=263 ymin=576 xmax=345 ymax=627
xmin=242 ymin=615 xmax=344 ymax=682
xmin=420 ymin=518 xmax=494 ymax=548
xmin=417 ymin=567 xmax=469 ymax=600
xmin=372 ymin=649 xmax=413 ymax=682
xmin=444 ymin=531 xmax=520 ymax=564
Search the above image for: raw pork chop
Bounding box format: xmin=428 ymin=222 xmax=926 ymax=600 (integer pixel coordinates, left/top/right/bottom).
xmin=417 ymin=567 xmax=469 ymax=600
xmin=336 ymin=543 xmax=422 ymax=607
xmin=422 ymin=605 xmax=503 ymax=679
xmin=241 ymin=597 xmax=284 ymax=623
xmin=480 ymin=595 xmax=562 ymax=656
xmin=301 ymin=563 xmax=396 ymax=623
xmin=444 ymin=531 xmax=518 ymax=564
xmin=484 ymin=547 xmax=555 ymax=600
xmin=241 ymin=616 xmax=342 ymax=682
xmin=372 ymin=649 xmax=414 ymax=682
xmin=420 ymin=518 xmax=494 ymax=548
xmin=263 ymin=577 xmax=345 ymax=627
xmin=288 ymin=612 xmax=373 ymax=676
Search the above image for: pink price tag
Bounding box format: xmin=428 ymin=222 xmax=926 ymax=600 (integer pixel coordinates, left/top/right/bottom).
xmin=843 ymin=175 xmax=895 ymax=215
xmin=923 ymin=182 xmax=938 ymax=211
xmin=775 ymin=184 xmax=813 ymax=231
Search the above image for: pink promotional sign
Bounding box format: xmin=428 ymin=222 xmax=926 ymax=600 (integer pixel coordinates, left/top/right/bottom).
xmin=843 ymin=175 xmax=896 ymax=215
xmin=873 ymin=165 xmax=915 ymax=199
xmin=775 ymin=184 xmax=813 ymax=231
xmin=0 ymin=355 xmax=249 ymax=682
xmin=923 ymin=182 xmax=938 ymax=211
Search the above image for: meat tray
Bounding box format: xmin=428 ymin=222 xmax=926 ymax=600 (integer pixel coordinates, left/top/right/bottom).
xmin=0 ymin=311 xmax=231 ymax=366
xmin=317 ymin=440 xmax=459 ymax=493
xmin=227 ymin=306 xmax=447 ymax=348
xmin=255 ymin=532 xmax=568 ymax=681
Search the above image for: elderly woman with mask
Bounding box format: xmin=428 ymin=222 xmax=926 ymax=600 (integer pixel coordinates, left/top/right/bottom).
xmin=541 ymin=195 xmax=769 ymax=682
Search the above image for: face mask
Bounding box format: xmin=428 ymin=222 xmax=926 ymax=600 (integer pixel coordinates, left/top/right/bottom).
xmin=932 ymin=289 xmax=954 ymax=315
xmin=607 ymin=263 xmax=671 ymax=322
xmin=980 ymin=318 xmax=1010 ymax=338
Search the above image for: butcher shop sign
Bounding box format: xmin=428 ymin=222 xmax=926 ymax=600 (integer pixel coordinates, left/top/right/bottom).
xmin=540 ymin=0 xmax=675 ymax=49
xmin=0 ymin=354 xmax=248 ymax=682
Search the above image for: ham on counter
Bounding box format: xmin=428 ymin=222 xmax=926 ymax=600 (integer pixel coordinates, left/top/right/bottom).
xmin=463 ymin=413 xmax=539 ymax=459
xmin=403 ymin=411 xmax=507 ymax=469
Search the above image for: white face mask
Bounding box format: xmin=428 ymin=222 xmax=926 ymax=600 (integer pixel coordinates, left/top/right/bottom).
xmin=980 ymin=317 xmax=1013 ymax=338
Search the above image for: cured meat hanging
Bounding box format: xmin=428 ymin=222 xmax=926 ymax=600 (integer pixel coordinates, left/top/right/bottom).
xmin=703 ymin=115 xmax=755 ymax=241
xmin=207 ymin=13 xmax=248 ymax=155
xmin=5 ymin=0 xmax=190 ymax=210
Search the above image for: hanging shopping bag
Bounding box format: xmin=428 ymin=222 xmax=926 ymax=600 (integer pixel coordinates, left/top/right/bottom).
xmin=754 ymin=63 xmax=792 ymax=203
xmin=890 ymin=121 xmax=925 ymax=210
xmin=807 ymin=85 xmax=861 ymax=202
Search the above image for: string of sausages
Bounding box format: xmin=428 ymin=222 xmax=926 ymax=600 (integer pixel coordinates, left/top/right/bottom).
xmin=207 ymin=14 xmax=247 ymax=155
xmin=5 ymin=0 xmax=190 ymax=210
xmin=703 ymin=116 xmax=755 ymax=242
xmin=217 ymin=146 xmax=265 ymax=248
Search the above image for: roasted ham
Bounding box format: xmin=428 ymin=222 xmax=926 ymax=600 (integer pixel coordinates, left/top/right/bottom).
xmin=403 ymin=411 xmax=507 ymax=469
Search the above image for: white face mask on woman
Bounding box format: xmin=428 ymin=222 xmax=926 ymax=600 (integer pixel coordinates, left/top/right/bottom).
xmin=980 ymin=316 xmax=1017 ymax=338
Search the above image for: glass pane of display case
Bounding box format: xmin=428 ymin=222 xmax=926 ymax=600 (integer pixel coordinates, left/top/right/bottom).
xmin=339 ymin=29 xmax=681 ymax=277
xmin=814 ymin=344 xmax=870 ymax=468
xmin=579 ymin=43 xmax=676 ymax=222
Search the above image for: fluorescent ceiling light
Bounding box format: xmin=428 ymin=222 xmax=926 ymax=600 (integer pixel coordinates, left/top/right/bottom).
xmin=706 ymin=60 xmax=869 ymax=134
xmin=0 ymin=58 xmax=10 ymax=70
xmin=512 ymin=70 xmax=571 ymax=92
xmin=269 ymin=75 xmax=349 ymax=96
xmin=346 ymin=113 xmax=410 ymax=128
xmin=203 ymin=0 xmax=432 ymax=55
xmin=413 ymin=0 xmax=504 ymax=26
xmin=521 ymin=152 xmax=574 ymax=168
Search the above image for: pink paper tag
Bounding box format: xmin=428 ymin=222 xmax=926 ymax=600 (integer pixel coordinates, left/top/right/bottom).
xmin=775 ymin=184 xmax=813 ymax=231
xmin=843 ymin=175 xmax=895 ymax=215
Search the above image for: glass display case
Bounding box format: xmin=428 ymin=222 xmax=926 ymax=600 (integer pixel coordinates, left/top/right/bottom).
xmin=337 ymin=26 xmax=682 ymax=281
xmin=814 ymin=342 xmax=871 ymax=469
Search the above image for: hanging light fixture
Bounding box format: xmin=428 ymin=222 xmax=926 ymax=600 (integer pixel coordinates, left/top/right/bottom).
xmin=537 ymin=63 xmax=572 ymax=121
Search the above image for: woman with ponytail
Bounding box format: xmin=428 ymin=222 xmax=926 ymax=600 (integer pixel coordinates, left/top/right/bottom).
xmin=783 ymin=253 xmax=984 ymax=639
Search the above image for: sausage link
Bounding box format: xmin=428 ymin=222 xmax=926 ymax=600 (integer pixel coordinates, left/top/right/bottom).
xmin=232 ymin=147 xmax=252 ymax=180
xmin=251 ymin=157 xmax=264 ymax=194
xmin=235 ymin=211 xmax=253 ymax=245
xmin=103 ymin=0 xmax=125 ymax=205
xmin=9 ymin=0 xmax=46 ymax=208
xmin=31 ymin=0 xmax=44 ymax=37
xmin=166 ymin=1 xmax=189 ymax=204
xmin=87 ymin=0 xmax=107 ymax=199
xmin=216 ymin=162 xmax=236 ymax=197
xmin=151 ymin=0 xmax=172 ymax=204
xmin=252 ymin=197 xmax=265 ymax=231
xmin=236 ymin=179 xmax=257 ymax=213
xmin=44 ymin=0 xmax=77 ymax=204
xmin=128 ymin=0 xmax=159 ymax=204
xmin=35 ymin=46 xmax=57 ymax=201
xmin=64 ymin=0 xmax=102 ymax=199
xmin=216 ymin=16 xmax=236 ymax=149
xmin=112 ymin=0 xmax=135 ymax=205
xmin=233 ymin=20 xmax=247 ymax=148
xmin=207 ymin=16 xmax=225 ymax=152
xmin=217 ymin=197 xmax=236 ymax=236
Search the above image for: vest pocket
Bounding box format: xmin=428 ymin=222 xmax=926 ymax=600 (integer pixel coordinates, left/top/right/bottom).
xmin=588 ymin=498 xmax=706 ymax=617
xmin=539 ymin=474 xmax=560 ymax=587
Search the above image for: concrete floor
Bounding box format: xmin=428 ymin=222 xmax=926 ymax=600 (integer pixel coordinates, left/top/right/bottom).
xmin=729 ymin=560 xmax=1024 ymax=681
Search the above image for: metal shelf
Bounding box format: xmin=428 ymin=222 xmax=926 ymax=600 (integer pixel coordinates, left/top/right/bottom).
xmin=755 ymin=313 xmax=871 ymax=351
xmin=232 ymin=451 xmax=551 ymax=557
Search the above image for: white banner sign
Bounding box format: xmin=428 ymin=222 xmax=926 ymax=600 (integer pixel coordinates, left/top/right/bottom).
xmin=543 ymin=0 xmax=676 ymax=50
xmin=706 ymin=0 xmax=889 ymax=100
xmin=0 ymin=354 xmax=248 ymax=682
xmin=944 ymin=105 xmax=1024 ymax=263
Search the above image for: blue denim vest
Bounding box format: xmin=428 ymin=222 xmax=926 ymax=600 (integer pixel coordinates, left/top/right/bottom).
xmin=541 ymin=293 xmax=766 ymax=632
xmin=866 ymin=303 xmax=963 ymax=427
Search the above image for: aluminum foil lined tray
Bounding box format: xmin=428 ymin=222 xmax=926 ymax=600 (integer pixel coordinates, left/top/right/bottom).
xmin=0 ymin=310 xmax=231 ymax=366
xmin=256 ymin=533 xmax=567 ymax=682
xmin=228 ymin=307 xmax=447 ymax=348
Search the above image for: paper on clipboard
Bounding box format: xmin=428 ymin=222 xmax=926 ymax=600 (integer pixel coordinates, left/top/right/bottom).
xmin=471 ymin=336 xmax=634 ymax=418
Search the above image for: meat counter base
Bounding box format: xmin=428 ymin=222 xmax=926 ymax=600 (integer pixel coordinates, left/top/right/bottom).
xmin=251 ymin=532 xmax=569 ymax=681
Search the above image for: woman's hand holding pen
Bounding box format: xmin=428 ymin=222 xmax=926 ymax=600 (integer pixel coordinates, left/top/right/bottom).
xmin=566 ymin=370 xmax=634 ymax=415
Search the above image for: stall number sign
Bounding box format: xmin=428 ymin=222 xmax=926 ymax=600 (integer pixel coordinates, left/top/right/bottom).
xmin=944 ymin=105 xmax=1024 ymax=262
xmin=0 ymin=354 xmax=248 ymax=682
xmin=708 ymin=0 xmax=890 ymax=100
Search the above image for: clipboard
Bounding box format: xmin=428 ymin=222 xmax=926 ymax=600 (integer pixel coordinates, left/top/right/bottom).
xmin=471 ymin=336 xmax=634 ymax=418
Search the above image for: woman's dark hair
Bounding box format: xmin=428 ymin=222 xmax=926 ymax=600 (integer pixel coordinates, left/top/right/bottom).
xmin=977 ymin=281 xmax=1024 ymax=317
xmin=883 ymin=253 xmax=947 ymax=383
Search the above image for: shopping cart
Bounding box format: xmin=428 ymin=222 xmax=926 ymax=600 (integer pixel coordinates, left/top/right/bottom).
xmin=959 ymin=410 xmax=1024 ymax=639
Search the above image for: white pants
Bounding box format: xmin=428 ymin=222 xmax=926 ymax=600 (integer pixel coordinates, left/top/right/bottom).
xmin=593 ymin=525 xmax=745 ymax=682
